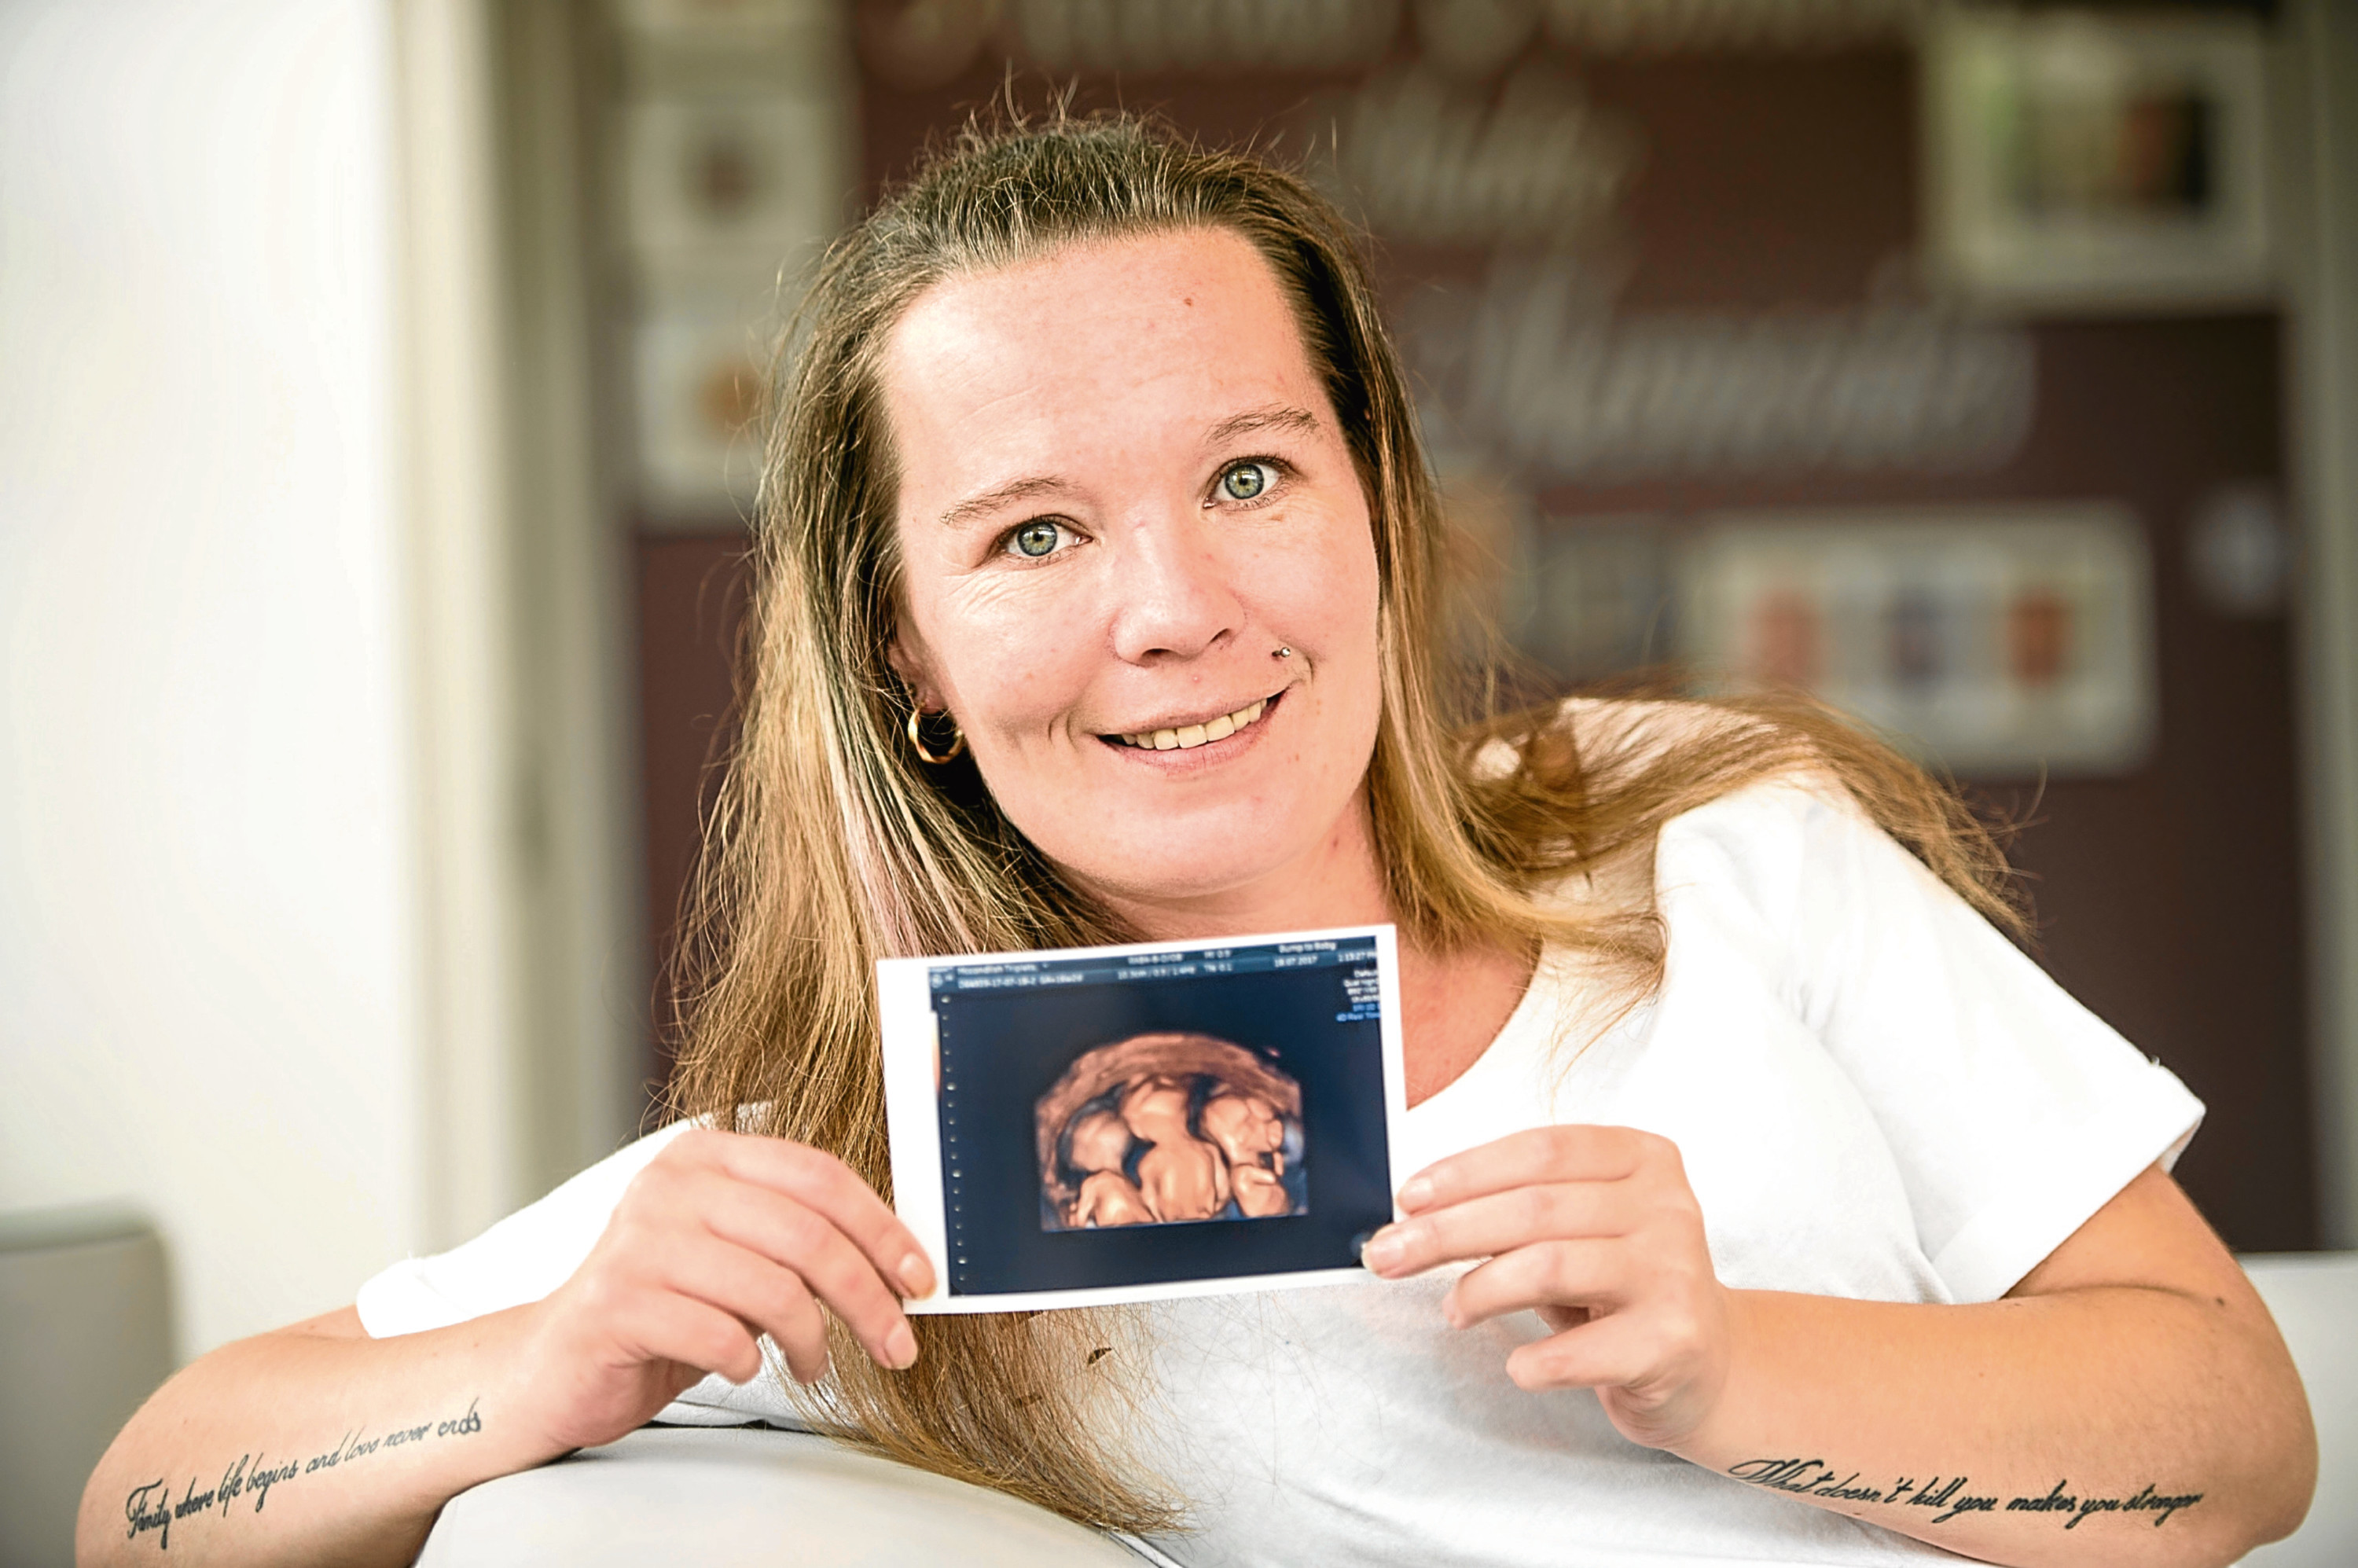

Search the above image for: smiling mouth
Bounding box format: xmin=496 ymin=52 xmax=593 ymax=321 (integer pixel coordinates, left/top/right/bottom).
xmin=1107 ymin=691 xmax=1281 ymax=752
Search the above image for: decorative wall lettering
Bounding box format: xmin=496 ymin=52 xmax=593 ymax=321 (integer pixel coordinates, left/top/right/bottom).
xmin=1407 ymin=259 xmax=2037 ymax=482
xmin=1543 ymin=0 xmax=1932 ymax=54
xmin=1320 ymin=64 xmax=1640 ymax=245
xmin=1009 ymin=0 xmax=1401 ymax=73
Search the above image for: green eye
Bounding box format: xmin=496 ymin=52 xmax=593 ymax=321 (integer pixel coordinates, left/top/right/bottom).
xmin=1012 ymin=520 xmax=1063 ymax=557
xmin=1219 ymin=462 xmax=1271 ymax=501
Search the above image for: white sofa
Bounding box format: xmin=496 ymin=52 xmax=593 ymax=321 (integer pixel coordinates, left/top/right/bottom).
xmin=413 ymin=1425 xmax=1150 ymax=1567
xmin=416 ymin=1255 xmax=2356 ymax=1567
xmin=2240 ymin=1253 xmax=2357 ymax=1566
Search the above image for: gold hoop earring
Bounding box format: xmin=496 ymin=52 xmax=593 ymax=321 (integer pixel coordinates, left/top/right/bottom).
xmin=907 ymin=705 xmax=967 ymax=765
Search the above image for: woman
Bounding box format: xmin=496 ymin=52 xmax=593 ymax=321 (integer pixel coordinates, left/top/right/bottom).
xmin=80 ymin=116 xmax=2314 ymax=1568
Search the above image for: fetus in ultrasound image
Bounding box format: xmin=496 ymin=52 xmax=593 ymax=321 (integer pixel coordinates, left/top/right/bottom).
xmin=1036 ymin=1032 xmax=1308 ymax=1231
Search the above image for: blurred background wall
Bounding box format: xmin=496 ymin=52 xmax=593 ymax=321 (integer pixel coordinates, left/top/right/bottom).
xmin=1 ymin=0 xmax=2353 ymax=1399
xmin=619 ymin=0 xmax=2352 ymax=1260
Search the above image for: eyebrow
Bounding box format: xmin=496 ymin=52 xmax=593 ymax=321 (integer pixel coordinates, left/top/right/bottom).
xmin=935 ymin=475 xmax=1071 ymax=533
xmin=1205 ymin=404 xmax=1321 ymax=446
xmin=932 ymin=405 xmax=1324 ymax=531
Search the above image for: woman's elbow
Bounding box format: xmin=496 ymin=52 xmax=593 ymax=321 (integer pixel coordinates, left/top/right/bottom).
xmin=2244 ymin=1397 xmax=2318 ymax=1552
xmin=2220 ymin=1331 xmax=2319 ymax=1558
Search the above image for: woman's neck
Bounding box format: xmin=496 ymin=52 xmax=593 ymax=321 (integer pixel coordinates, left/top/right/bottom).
xmin=1396 ymin=936 xmax=1536 ymax=1107
xmin=1075 ymin=796 xmax=1536 ymax=1109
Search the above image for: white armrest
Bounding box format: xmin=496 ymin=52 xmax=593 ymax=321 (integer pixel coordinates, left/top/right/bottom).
xmin=2238 ymin=1252 xmax=2357 ymax=1566
xmin=414 ymin=1425 xmax=1148 ymax=1566
xmin=421 ymin=1252 xmax=2358 ymax=1567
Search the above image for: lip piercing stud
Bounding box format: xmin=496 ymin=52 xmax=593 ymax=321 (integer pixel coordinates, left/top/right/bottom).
xmin=1275 ymin=646 xmax=1294 ymax=658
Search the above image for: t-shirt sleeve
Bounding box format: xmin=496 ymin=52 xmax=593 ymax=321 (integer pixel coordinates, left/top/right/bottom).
xmin=354 ymin=1121 xmax=696 ymax=1337
xmin=1662 ymin=779 xmax=2205 ymax=1305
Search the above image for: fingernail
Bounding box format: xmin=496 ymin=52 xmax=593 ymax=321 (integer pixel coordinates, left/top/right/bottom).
xmin=1361 ymin=1228 xmax=1405 ymax=1272
xmin=1398 ymin=1176 xmax=1433 ymax=1211
xmin=886 ymin=1323 xmax=918 ymax=1370
xmin=898 ymin=1251 xmax=935 ymax=1297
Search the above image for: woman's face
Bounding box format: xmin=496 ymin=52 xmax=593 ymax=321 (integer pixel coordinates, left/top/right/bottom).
xmin=883 ymin=227 xmax=1383 ymax=917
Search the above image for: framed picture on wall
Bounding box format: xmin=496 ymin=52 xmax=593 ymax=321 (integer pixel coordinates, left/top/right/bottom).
xmin=1677 ymin=504 xmax=2158 ymax=779
xmin=615 ymin=0 xmax=821 ymax=49
xmin=631 ymin=275 xmax=773 ymax=517
xmin=1924 ymin=9 xmax=2272 ymax=312
xmin=621 ymin=89 xmax=850 ymax=273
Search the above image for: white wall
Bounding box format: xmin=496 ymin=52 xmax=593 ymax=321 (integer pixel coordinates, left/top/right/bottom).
xmin=0 ymin=0 xmax=422 ymax=1357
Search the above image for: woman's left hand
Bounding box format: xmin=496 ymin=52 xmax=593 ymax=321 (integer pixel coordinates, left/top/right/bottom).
xmin=1361 ymin=1125 xmax=1732 ymax=1452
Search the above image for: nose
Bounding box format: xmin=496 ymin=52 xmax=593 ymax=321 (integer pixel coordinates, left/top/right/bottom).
xmin=1106 ymin=508 xmax=1244 ymax=665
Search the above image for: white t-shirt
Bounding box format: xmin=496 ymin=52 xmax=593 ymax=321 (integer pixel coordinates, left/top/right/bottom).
xmin=358 ymin=775 xmax=2202 ymax=1567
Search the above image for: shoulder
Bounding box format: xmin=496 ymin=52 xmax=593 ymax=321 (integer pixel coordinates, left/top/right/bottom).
xmin=1649 ymin=771 xmax=1879 ymax=931
xmin=1484 ymin=696 xmax=1860 ymax=924
xmin=1498 ymin=693 xmax=1861 ymax=851
xmin=1559 ymin=693 xmax=1749 ymax=758
xmin=1470 ymin=695 xmax=1726 ymax=778
xmin=1478 ymin=694 xmax=1836 ymax=790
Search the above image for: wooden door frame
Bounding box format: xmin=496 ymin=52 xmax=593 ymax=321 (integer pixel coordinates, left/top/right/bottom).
xmin=392 ymin=0 xmax=642 ymax=1250
xmin=2286 ymin=0 xmax=2358 ymax=1248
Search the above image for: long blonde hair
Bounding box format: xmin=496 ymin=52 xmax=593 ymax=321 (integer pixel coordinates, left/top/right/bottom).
xmin=665 ymin=111 xmax=2022 ymax=1533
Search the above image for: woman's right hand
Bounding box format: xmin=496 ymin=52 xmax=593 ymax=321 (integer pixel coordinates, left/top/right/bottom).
xmin=516 ymin=1128 xmax=933 ymax=1455
xmin=78 ymin=1129 xmax=931 ymax=1568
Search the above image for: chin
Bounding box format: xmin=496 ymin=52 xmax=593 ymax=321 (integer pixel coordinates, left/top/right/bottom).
xmin=1044 ymin=821 xmax=1316 ymax=913
xmin=1004 ymin=751 xmax=1369 ymax=918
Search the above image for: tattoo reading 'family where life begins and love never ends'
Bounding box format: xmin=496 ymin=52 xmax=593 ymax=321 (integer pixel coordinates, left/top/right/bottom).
xmin=121 ymin=1398 xmax=483 ymax=1551
xmin=1730 ymin=1456 xmax=2206 ymax=1530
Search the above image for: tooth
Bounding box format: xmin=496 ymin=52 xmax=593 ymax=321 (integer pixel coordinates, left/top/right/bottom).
xmin=1204 ymin=714 xmax=1234 ymax=740
xmin=1176 ymin=724 xmax=1207 ymax=748
xmin=1153 ymin=729 xmax=1179 ymax=750
xmin=1239 ymin=700 xmax=1265 ymax=727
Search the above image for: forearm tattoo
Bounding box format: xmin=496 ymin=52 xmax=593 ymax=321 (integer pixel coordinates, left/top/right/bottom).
xmin=121 ymin=1398 xmax=483 ymax=1551
xmin=1729 ymin=1458 xmax=2204 ymax=1531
